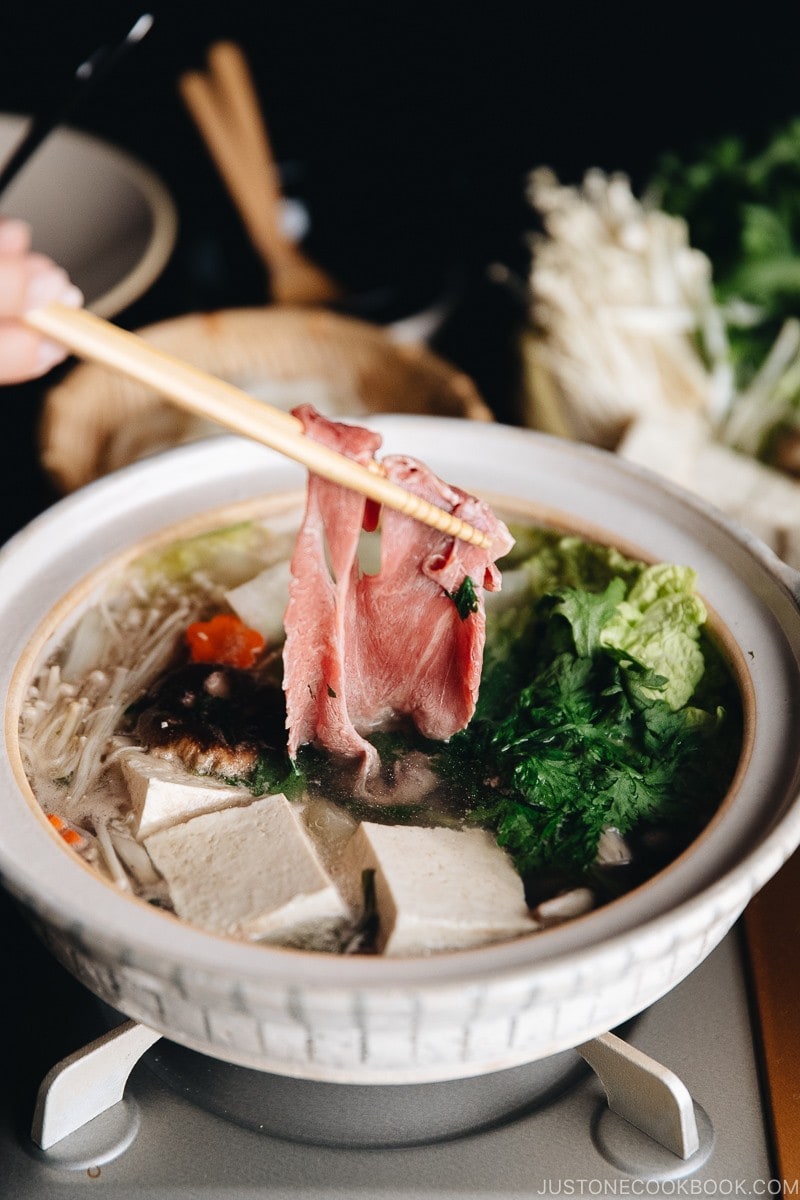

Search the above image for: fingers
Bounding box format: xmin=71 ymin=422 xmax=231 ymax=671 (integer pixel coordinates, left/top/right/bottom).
xmin=0 ymin=324 xmax=70 ymax=384
xmin=0 ymin=222 xmax=83 ymax=384
xmin=0 ymin=252 xmax=82 ymax=319
xmin=0 ymin=218 xmax=32 ymax=255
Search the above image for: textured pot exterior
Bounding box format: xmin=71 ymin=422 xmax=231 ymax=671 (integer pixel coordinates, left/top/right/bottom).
xmin=21 ymin=878 xmax=751 ymax=1083
xmin=1 ymin=419 xmax=799 ymax=1083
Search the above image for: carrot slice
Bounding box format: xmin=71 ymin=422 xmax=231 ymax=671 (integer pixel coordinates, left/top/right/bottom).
xmin=47 ymin=812 xmax=88 ymax=850
xmin=186 ymin=613 xmax=265 ymax=668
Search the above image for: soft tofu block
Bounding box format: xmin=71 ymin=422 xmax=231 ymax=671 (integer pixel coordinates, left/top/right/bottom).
xmin=339 ymin=822 xmax=536 ymax=956
xmin=144 ymin=793 xmax=348 ymax=941
xmin=120 ymin=751 xmax=252 ymax=840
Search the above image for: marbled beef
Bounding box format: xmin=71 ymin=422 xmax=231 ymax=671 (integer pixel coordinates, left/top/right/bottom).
xmin=283 ymin=407 xmax=513 ymax=776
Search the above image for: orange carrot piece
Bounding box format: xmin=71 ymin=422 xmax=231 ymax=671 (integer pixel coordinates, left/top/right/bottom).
xmin=47 ymin=812 xmax=88 ymax=851
xmin=185 ymin=613 xmax=265 ymax=668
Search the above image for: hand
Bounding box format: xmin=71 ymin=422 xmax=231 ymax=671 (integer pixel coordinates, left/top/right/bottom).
xmin=0 ymin=218 xmax=83 ymax=385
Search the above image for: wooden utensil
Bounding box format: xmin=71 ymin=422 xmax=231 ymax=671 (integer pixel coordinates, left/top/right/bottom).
xmin=178 ymin=41 xmax=343 ymax=307
xmin=25 ymin=302 xmax=490 ymax=549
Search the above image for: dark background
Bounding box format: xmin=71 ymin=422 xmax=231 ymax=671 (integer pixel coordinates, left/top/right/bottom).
xmin=1 ymin=2 xmax=799 ymax=543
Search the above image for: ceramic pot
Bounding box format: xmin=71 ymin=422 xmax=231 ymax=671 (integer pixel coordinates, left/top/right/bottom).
xmin=1 ymin=417 xmax=798 ymax=1084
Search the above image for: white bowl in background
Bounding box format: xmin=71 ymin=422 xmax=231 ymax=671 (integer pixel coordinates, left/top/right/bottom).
xmin=0 ymin=418 xmax=799 ymax=1084
xmin=0 ymin=113 xmax=177 ymax=318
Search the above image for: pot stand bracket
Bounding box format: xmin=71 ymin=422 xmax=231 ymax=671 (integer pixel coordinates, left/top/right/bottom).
xmin=29 ymin=1021 xmax=704 ymax=1167
xmin=30 ymin=1019 xmax=161 ymax=1164
xmin=578 ymin=1031 xmax=710 ymax=1169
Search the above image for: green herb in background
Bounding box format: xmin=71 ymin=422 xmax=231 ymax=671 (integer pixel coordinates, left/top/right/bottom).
xmin=653 ymin=117 xmax=800 ymax=386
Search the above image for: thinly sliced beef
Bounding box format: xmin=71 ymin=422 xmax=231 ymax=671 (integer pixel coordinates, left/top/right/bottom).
xmin=283 ymin=406 xmax=513 ymax=777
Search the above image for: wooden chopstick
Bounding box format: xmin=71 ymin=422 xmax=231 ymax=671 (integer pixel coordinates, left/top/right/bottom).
xmin=179 ymin=69 xmax=286 ymax=266
xmin=25 ymin=303 xmax=491 ymax=549
xmin=178 ymin=42 xmax=342 ymax=306
xmin=206 ymin=41 xmax=284 ymax=203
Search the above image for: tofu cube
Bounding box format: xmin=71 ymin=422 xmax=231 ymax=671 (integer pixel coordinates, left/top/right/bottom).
xmin=339 ymin=822 xmax=537 ymax=956
xmin=120 ymin=751 xmax=252 ymax=840
xmin=144 ymin=793 xmax=348 ymax=942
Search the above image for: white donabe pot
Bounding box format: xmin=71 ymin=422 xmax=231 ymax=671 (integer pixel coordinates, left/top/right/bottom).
xmin=1 ymin=417 xmax=799 ymax=1085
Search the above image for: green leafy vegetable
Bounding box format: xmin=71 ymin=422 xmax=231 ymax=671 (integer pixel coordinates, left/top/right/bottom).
xmin=448 ymin=576 xmax=479 ymax=620
xmin=133 ymin=522 xmax=278 ymax=590
xmin=230 ymin=750 xmax=307 ymax=801
xmin=653 ymin=117 xmax=800 ymax=386
xmin=599 ymin=564 xmax=707 ymax=709
xmin=439 ymin=531 xmax=741 ymax=876
xmin=552 ymin=577 xmax=626 ymax=658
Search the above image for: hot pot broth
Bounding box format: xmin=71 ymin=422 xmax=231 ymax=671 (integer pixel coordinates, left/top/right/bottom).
xmin=18 ymin=500 xmax=743 ymax=955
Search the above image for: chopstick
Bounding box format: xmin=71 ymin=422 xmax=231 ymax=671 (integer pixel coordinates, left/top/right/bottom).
xmin=204 ymin=41 xmax=285 ymax=213
xmin=24 ymin=303 xmax=491 ymax=549
xmin=0 ymin=14 xmax=154 ymax=200
xmin=178 ymin=42 xmax=343 ymax=306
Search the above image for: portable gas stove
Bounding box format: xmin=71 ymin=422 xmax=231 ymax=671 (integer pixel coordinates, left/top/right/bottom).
xmin=0 ymin=882 xmax=785 ymax=1198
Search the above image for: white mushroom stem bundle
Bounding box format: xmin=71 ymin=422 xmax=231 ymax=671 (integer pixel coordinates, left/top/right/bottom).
xmin=18 ymin=577 xmax=210 ymax=827
xmin=523 ymin=167 xmax=733 ymax=448
xmin=720 ymin=317 xmax=800 ymax=457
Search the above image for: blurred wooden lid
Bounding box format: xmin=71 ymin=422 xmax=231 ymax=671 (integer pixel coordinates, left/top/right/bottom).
xmin=40 ymin=306 xmax=491 ymax=493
